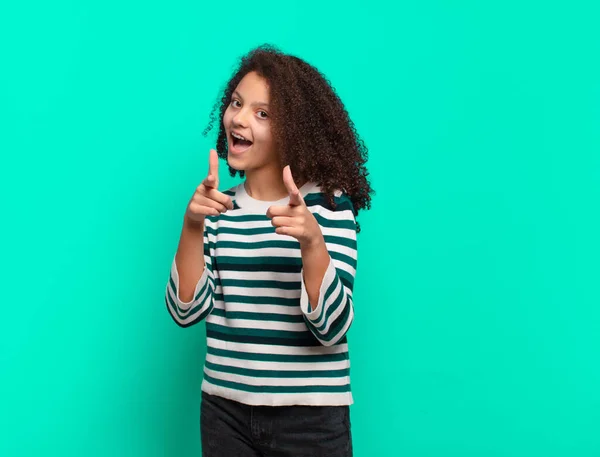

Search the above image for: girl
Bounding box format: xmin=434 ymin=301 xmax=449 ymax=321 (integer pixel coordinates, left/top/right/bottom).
xmin=165 ymin=44 xmax=373 ymax=456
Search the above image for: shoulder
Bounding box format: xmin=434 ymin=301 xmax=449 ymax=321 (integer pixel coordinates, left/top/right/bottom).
xmin=304 ymin=184 xmax=357 ymax=233
xmin=304 ymin=184 xmax=355 ymax=215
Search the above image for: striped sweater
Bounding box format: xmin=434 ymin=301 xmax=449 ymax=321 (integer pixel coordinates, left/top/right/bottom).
xmin=165 ymin=181 xmax=357 ymax=406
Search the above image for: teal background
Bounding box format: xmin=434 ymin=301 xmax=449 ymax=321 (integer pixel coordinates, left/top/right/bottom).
xmin=1 ymin=1 xmax=599 ymax=456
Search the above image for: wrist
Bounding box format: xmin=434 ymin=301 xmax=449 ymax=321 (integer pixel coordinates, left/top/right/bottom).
xmin=300 ymin=233 xmax=326 ymax=252
xmin=183 ymin=214 xmax=205 ymax=232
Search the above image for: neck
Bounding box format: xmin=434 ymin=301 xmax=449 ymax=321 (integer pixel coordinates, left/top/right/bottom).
xmin=244 ymin=164 xmax=288 ymax=201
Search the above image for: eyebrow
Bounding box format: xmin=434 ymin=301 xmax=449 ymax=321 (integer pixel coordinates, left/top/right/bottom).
xmin=233 ymin=91 xmax=270 ymax=108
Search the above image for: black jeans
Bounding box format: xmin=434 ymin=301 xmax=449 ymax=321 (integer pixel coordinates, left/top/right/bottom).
xmin=200 ymin=392 xmax=353 ymax=457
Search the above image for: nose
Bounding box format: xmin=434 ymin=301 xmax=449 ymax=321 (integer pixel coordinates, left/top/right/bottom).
xmin=232 ymin=109 xmax=249 ymax=128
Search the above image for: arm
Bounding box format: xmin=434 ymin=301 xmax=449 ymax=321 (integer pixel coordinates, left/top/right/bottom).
xmin=299 ymin=208 xmax=357 ymax=347
xmin=300 ymin=239 xmax=330 ymax=308
xmin=165 ymin=149 xmax=232 ymax=327
xmin=165 ymin=217 xmax=216 ymax=327
xmin=267 ymin=166 xmax=357 ymax=346
xmin=175 ymin=217 xmax=207 ymax=302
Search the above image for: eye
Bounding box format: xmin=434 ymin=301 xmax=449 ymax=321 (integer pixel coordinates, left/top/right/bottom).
xmin=231 ymin=99 xmax=241 ymax=108
xmin=257 ymin=110 xmax=268 ymax=119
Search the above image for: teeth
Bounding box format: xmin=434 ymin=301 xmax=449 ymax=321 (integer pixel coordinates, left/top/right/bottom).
xmin=232 ymin=132 xmax=247 ymax=141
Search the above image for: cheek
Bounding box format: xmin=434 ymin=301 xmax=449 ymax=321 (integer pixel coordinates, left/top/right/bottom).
xmin=222 ymin=108 xmax=232 ymax=128
xmin=255 ymin=123 xmax=273 ymax=145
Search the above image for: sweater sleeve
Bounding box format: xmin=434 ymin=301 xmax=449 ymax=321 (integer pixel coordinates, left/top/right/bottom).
xmin=299 ymin=194 xmax=358 ymax=346
xmin=165 ymin=222 xmax=216 ymax=327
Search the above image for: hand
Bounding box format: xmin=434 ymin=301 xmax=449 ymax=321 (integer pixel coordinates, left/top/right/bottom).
xmin=185 ymin=149 xmax=234 ymax=224
xmin=266 ymin=166 xmax=324 ymax=248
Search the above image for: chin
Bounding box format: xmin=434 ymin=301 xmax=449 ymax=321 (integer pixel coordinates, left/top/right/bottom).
xmin=226 ymin=154 xmax=247 ymax=172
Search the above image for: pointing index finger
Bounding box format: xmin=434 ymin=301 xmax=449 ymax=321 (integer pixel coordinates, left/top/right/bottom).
xmin=205 ymin=149 xmax=219 ymax=189
xmin=283 ymin=166 xmax=303 ymax=206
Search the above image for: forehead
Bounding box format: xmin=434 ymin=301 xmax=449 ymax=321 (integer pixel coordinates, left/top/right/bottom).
xmin=235 ymin=71 xmax=270 ymax=102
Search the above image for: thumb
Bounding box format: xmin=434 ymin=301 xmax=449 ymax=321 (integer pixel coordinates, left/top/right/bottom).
xmin=283 ymin=166 xmax=303 ymax=206
xmin=205 ymin=149 xmax=219 ymax=189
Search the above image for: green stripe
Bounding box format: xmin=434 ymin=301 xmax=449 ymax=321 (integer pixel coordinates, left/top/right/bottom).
xmin=313 ymin=213 xmax=356 ymax=230
xmin=206 ymin=226 xmax=275 ymax=236
xmin=206 ymin=227 xmax=355 ymax=251
xmin=311 ymin=275 xmax=338 ymax=323
xmin=166 ymin=287 xmax=211 ymax=321
xmin=214 ymin=213 xmax=355 ymax=230
xmin=219 ymin=278 xmax=301 ymax=290
xmin=206 ymin=346 xmax=349 ymax=363
xmin=207 ymin=322 xmax=313 ymax=340
xmin=322 ymin=274 xmax=340 ymax=304
xmin=204 ymin=374 xmax=350 ymax=394
xmin=324 ymin=235 xmax=356 ymax=249
xmin=205 ymin=361 xmax=349 ymax=378
xmin=166 ymin=291 xmax=213 ymax=324
xmin=217 ymin=256 xmax=302 ymax=266
xmin=211 ymin=307 xmax=305 ymax=323
xmin=330 ymin=251 xmax=357 ymax=270
xmin=317 ymin=299 xmax=353 ymax=343
xmin=217 ymin=240 xmax=299 ymax=250
xmin=218 ymin=214 xmax=270 ymax=223
xmin=337 ymin=269 xmax=354 ymax=289
xmin=304 ymin=192 xmax=352 ymax=207
xmin=214 ymin=293 xmax=299 ymax=307
xmin=217 ymin=241 xmax=356 ymax=271
xmin=315 ymin=283 xmax=345 ymax=333
xmin=167 ymin=276 xmax=212 ymax=319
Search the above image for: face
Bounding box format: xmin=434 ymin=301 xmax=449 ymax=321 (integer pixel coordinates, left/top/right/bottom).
xmin=223 ymin=71 xmax=278 ymax=173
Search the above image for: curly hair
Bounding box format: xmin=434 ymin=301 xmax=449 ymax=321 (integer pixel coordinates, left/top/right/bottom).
xmin=203 ymin=44 xmax=373 ymax=227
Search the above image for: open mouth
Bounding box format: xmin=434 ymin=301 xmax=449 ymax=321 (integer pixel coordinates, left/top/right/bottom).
xmin=230 ymin=131 xmax=253 ymax=153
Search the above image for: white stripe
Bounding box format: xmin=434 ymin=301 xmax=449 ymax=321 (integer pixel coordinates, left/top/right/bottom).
xmin=218 ymin=218 xmax=272 ymax=229
xmin=317 ymin=292 xmax=348 ymax=336
xmin=219 ymin=270 xmax=300 ymax=282
xmin=217 ymin=244 xmax=356 ymax=261
xmin=216 ymin=208 xmax=354 ymax=225
xmin=201 ymin=381 xmax=353 ymax=406
xmin=215 ymin=228 xmax=355 ymax=246
xmin=167 ymin=274 xmax=211 ymax=316
xmin=320 ymin=226 xmax=357 ymax=240
xmin=208 ymin=315 xmax=308 ymax=332
xmin=317 ymin=304 xmax=354 ymax=347
xmin=310 ymin=276 xmax=343 ymax=328
xmin=215 ymin=285 xmax=300 ymax=306
xmin=342 ymin=285 xmax=354 ymax=299
xmin=167 ymin=282 xmax=190 ymax=312
xmin=325 ymin=243 xmax=357 ymax=259
xmin=218 ymin=286 xmax=300 ymax=300
xmin=167 ymin=291 xmax=212 ymax=326
xmin=204 ymin=367 xmax=350 ymax=387
xmin=216 ymin=232 xmax=289 ymax=244
xmin=213 ymin=302 xmax=302 ymax=316
xmin=313 ymin=207 xmax=356 ymax=221
xmin=330 ymin=259 xmax=356 ymax=278
xmin=206 ymin=337 xmax=348 ymax=355
xmin=218 ymin=247 xmax=300 ymax=258
xmin=205 ymin=353 xmax=350 ymax=372
xmin=169 ymin=258 xmax=213 ymax=309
